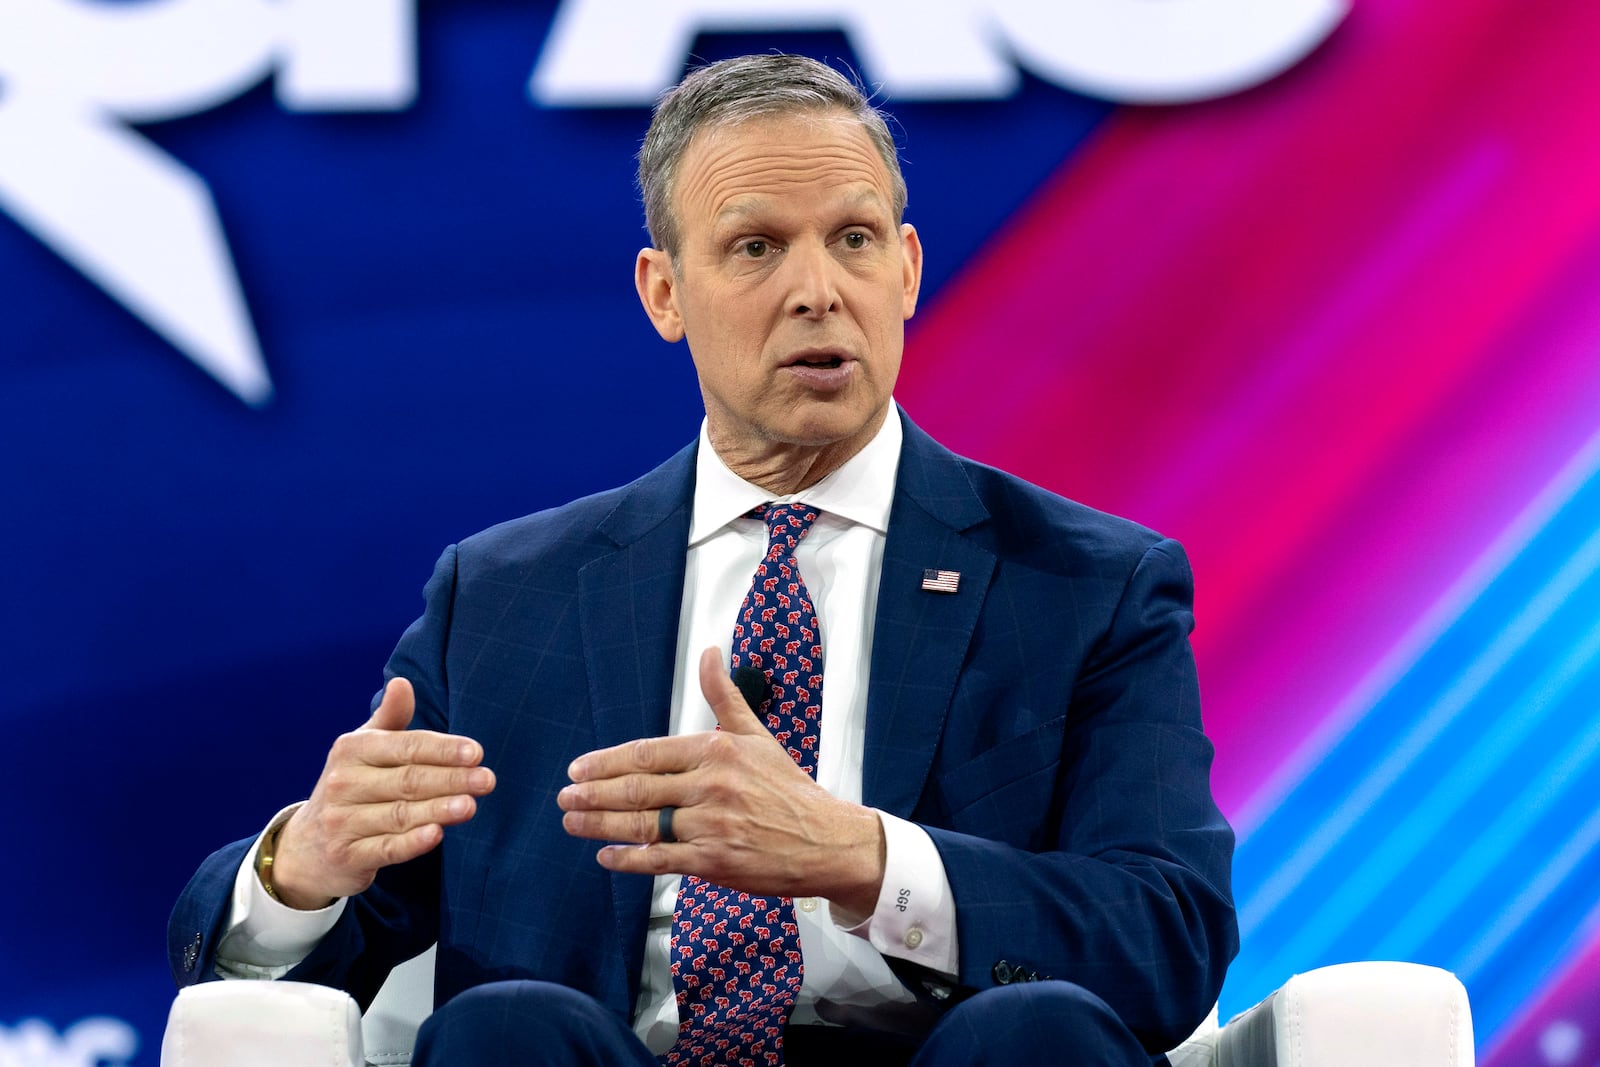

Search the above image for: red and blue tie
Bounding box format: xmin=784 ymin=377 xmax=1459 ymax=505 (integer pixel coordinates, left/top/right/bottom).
xmin=663 ymin=503 xmax=823 ymax=1067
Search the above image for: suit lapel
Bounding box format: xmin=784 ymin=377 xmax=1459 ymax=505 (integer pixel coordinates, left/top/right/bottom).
xmin=863 ymin=415 xmax=995 ymax=818
xmin=578 ymin=441 xmax=696 ymax=1008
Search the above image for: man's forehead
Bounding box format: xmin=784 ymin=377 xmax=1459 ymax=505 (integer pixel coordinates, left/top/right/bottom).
xmin=690 ymin=105 xmax=860 ymax=144
xmin=679 ymin=113 xmax=893 ymax=212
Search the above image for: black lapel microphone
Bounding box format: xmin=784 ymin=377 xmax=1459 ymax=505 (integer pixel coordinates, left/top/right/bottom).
xmin=731 ymin=665 xmax=768 ymax=714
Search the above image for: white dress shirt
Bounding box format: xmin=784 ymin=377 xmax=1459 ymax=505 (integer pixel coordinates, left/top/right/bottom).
xmin=217 ymin=407 xmax=958 ymax=1050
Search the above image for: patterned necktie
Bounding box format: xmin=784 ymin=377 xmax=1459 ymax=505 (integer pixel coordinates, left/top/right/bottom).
xmin=663 ymin=503 xmax=823 ymax=1067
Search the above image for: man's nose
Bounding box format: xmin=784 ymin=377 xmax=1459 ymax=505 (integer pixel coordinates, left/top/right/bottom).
xmin=785 ymin=242 xmax=839 ymax=319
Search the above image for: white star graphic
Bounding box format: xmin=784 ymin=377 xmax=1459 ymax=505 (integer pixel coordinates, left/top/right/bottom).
xmin=0 ymin=92 xmax=272 ymax=405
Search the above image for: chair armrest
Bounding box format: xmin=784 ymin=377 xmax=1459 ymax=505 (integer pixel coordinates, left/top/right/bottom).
xmin=1168 ymin=962 xmax=1473 ymax=1067
xmin=161 ymin=959 xmax=1473 ymax=1067
xmin=362 ymin=946 xmax=435 ymax=1066
xmin=160 ymin=981 xmax=364 ymax=1067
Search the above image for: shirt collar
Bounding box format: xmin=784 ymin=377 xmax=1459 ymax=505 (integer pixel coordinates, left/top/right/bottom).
xmin=689 ymin=404 xmax=903 ymax=545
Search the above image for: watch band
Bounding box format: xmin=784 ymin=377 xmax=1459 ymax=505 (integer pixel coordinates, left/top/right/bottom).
xmin=254 ymin=813 xmax=290 ymax=903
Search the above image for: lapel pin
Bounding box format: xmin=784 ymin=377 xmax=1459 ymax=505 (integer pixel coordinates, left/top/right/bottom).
xmin=921 ymin=568 xmax=960 ymax=594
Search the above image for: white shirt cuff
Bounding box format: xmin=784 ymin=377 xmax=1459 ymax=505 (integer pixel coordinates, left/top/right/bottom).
xmin=214 ymin=803 xmax=346 ymax=979
xmin=835 ymin=810 xmax=958 ymax=978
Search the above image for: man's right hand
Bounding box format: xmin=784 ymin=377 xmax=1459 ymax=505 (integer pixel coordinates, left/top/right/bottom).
xmin=268 ymin=677 xmax=496 ymax=910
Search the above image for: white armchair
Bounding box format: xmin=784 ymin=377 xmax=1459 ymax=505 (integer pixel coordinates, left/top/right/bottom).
xmin=1165 ymin=962 xmax=1474 ymax=1067
xmin=161 ymin=955 xmax=1472 ymax=1066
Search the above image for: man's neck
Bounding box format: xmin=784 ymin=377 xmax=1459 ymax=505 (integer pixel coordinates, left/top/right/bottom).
xmin=708 ymin=409 xmax=890 ymax=497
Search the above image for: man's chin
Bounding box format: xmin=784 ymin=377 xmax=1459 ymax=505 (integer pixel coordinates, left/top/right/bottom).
xmin=704 ymin=390 xmax=891 ymax=462
xmin=766 ymin=402 xmax=888 ymax=452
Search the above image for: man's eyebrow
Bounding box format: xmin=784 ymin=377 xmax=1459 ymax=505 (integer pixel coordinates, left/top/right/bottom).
xmin=836 ymin=188 xmax=890 ymax=214
xmin=713 ymin=201 xmax=771 ymax=228
xmin=713 ymin=188 xmax=889 ymax=227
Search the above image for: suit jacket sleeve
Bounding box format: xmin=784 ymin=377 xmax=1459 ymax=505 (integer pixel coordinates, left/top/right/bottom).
xmin=914 ymin=537 xmax=1236 ymax=1052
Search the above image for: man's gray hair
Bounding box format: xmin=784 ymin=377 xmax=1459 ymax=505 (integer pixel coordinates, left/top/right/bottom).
xmin=638 ymin=54 xmax=908 ymax=256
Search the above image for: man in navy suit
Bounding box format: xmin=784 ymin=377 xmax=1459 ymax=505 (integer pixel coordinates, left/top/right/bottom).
xmin=170 ymin=54 xmax=1236 ymax=1066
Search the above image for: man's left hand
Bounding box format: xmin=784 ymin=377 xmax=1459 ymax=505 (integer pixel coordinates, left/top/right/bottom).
xmin=558 ymin=646 xmax=885 ymax=916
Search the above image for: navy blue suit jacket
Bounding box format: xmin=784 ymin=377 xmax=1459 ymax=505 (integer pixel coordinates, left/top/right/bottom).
xmin=171 ymin=412 xmax=1237 ymax=1053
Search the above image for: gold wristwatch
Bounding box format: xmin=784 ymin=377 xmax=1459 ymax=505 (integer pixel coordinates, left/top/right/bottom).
xmin=254 ymin=813 xmax=290 ymax=903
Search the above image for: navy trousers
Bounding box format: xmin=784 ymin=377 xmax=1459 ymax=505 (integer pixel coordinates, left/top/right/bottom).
xmin=411 ymin=979 xmax=1160 ymax=1066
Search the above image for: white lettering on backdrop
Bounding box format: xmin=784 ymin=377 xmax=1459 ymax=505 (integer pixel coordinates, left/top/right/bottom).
xmin=0 ymin=1016 xmax=138 ymax=1067
xmin=0 ymin=0 xmax=1344 ymax=404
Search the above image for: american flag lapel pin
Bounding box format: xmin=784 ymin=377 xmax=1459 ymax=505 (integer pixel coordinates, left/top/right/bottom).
xmin=921 ymin=568 xmax=960 ymax=594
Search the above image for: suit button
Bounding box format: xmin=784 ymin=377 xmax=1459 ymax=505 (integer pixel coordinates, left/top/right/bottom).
xmin=992 ymin=960 xmax=1013 ymax=985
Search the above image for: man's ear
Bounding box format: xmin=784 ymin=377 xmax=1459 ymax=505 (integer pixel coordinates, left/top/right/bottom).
xmin=899 ymin=223 xmax=924 ymax=321
xmin=635 ymin=247 xmax=685 ymax=342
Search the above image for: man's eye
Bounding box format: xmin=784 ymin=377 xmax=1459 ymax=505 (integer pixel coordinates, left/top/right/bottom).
xmin=842 ymin=232 xmax=869 ymax=250
xmin=740 ymin=240 xmax=770 ymax=258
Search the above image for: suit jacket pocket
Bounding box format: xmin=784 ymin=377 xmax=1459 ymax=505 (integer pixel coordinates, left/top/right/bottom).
xmin=936 ymin=714 xmax=1067 ymax=841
